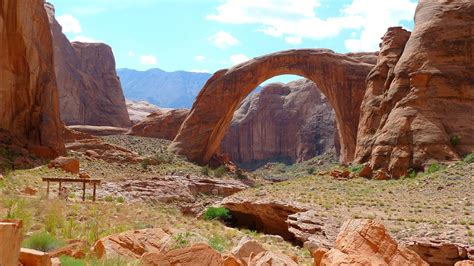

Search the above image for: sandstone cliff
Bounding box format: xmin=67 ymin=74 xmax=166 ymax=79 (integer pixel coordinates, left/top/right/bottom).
xmin=0 ymin=0 xmax=65 ymax=157
xmin=355 ymin=0 xmax=474 ymax=177
xmin=45 ymin=3 xmax=131 ymax=128
xmin=221 ymin=79 xmax=336 ymax=168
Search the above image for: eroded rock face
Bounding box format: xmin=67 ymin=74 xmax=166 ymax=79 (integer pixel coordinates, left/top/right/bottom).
xmin=317 ymin=219 xmax=428 ymax=265
xmin=66 ymin=139 xmax=143 ymax=164
xmin=287 ymin=210 xmax=338 ymax=250
xmin=405 ymin=238 xmax=474 ymax=265
xmin=170 ymin=50 xmax=376 ymax=165
xmin=0 ymin=220 xmax=22 ymax=266
xmin=126 ymin=100 xmax=161 ymax=124
xmin=0 ymin=0 xmax=65 ymax=157
xmin=45 ymin=4 xmax=131 ymax=127
xmin=221 ymin=79 xmax=336 ymax=168
xmin=355 ymin=0 xmax=474 ymax=177
xmin=141 ymin=243 xmax=222 ymax=266
xmin=128 ymin=108 xmax=190 ymax=140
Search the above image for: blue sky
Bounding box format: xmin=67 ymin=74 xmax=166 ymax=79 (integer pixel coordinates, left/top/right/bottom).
xmin=49 ymin=0 xmax=417 ymax=83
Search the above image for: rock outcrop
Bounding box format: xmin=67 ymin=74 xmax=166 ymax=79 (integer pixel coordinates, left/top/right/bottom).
xmin=141 ymin=243 xmax=223 ymax=266
xmin=128 ymin=108 xmax=190 ymax=140
xmin=45 ymin=3 xmax=131 ymax=127
xmin=355 ymin=0 xmax=474 ymax=177
xmin=170 ymin=50 xmax=376 ymax=165
xmin=405 ymin=238 xmax=474 ymax=265
xmin=0 ymin=220 xmax=22 ymax=266
xmin=126 ymin=100 xmax=161 ymax=124
xmin=221 ymin=79 xmax=336 ymax=168
xmin=316 ymin=219 xmax=428 ymax=265
xmin=68 ymin=125 xmax=129 ymax=136
xmin=0 ymin=0 xmax=65 ymax=157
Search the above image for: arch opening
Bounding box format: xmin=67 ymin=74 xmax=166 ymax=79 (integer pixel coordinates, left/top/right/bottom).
xmin=169 ymin=49 xmax=376 ymax=165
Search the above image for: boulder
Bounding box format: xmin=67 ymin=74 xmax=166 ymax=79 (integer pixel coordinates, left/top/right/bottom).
xmin=126 ymin=100 xmax=161 ymax=125
xmin=141 ymin=243 xmax=222 ymax=266
xmin=128 ymin=108 xmax=189 ymax=140
xmin=0 ymin=0 xmax=65 ymax=157
xmin=0 ymin=220 xmax=22 ymax=266
xmin=49 ymin=239 xmax=87 ymax=259
xmin=249 ymin=251 xmax=298 ymax=266
xmin=92 ymin=228 xmax=171 ymax=259
xmin=231 ymin=237 xmax=266 ymax=263
xmin=221 ymin=79 xmax=336 ymax=167
xmin=286 ymin=210 xmax=338 ymax=249
xmin=355 ymin=0 xmax=474 ymax=177
xmin=405 ymin=238 xmax=473 ymax=265
xmin=317 ymin=219 xmax=428 ymax=265
xmin=22 ymin=186 xmax=38 ymax=196
xmin=170 ymin=50 xmax=376 ymax=165
xmin=456 ymin=261 xmax=474 ymax=266
xmin=19 ymin=248 xmax=52 ymax=266
xmin=48 ymin=157 xmax=80 ymax=174
xmin=66 ymin=139 xmax=143 ymax=164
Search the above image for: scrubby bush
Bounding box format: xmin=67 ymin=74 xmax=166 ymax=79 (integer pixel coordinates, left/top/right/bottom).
xmin=406 ymin=168 xmax=417 ymax=178
xmin=116 ymin=196 xmax=125 ymax=203
xmin=141 ymin=158 xmax=151 ymax=170
xmin=307 ymin=167 xmax=315 ymax=175
xmin=201 ymin=165 xmax=210 ymax=176
xmin=213 ymin=166 xmax=226 ymax=178
xmin=349 ymin=164 xmax=364 ymax=174
xmin=171 ymin=232 xmax=192 ymax=249
xmin=464 ymin=152 xmax=474 ymax=163
xmin=23 ymin=231 xmax=64 ymax=252
xmin=450 ymin=135 xmax=461 ymax=146
xmin=208 ymin=235 xmax=227 ymax=252
xmin=203 ymin=206 xmax=231 ymax=221
xmin=426 ymin=162 xmax=442 ymax=174
xmin=59 ymin=256 xmax=85 ymax=266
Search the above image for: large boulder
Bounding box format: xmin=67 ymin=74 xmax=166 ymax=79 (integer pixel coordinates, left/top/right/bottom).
xmin=221 ymin=79 xmax=336 ymax=168
xmin=355 ymin=0 xmax=474 ymax=177
xmin=126 ymin=100 xmax=161 ymax=124
xmin=48 ymin=156 xmax=80 ymax=174
xmin=405 ymin=238 xmax=474 ymax=265
xmin=92 ymin=228 xmax=171 ymax=259
xmin=128 ymin=108 xmax=190 ymax=140
xmin=141 ymin=243 xmax=223 ymax=266
xmin=316 ymin=219 xmax=428 ymax=266
xmin=0 ymin=0 xmax=65 ymax=157
xmin=0 ymin=220 xmax=22 ymax=266
xmin=44 ymin=3 xmax=131 ymax=128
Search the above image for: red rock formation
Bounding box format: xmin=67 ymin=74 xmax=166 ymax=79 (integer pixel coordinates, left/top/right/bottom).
xmin=45 ymin=3 xmax=131 ymax=128
xmin=405 ymin=238 xmax=474 ymax=265
xmin=0 ymin=0 xmax=65 ymax=157
xmin=0 ymin=220 xmax=22 ymax=266
xmin=126 ymin=100 xmax=161 ymax=124
xmin=141 ymin=243 xmax=223 ymax=266
xmin=355 ymin=0 xmax=474 ymax=177
xmin=316 ymin=220 xmax=428 ymax=265
xmin=170 ymin=50 xmax=376 ymax=165
xmin=128 ymin=108 xmax=189 ymax=140
xmin=221 ymin=79 xmax=336 ymax=167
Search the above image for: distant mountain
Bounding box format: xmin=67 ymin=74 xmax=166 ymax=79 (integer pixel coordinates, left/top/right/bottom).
xmin=117 ymin=68 xmax=212 ymax=109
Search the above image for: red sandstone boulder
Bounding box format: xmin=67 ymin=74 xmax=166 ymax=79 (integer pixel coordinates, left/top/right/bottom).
xmin=92 ymin=228 xmax=171 ymax=259
xmin=355 ymin=0 xmax=474 ymax=177
xmin=231 ymin=237 xmax=266 ymax=263
xmin=249 ymin=251 xmax=298 ymax=266
xmin=19 ymin=248 xmax=52 ymax=266
xmin=49 ymin=240 xmax=87 ymax=259
xmin=48 ymin=157 xmax=80 ymax=174
xmin=128 ymin=108 xmax=189 ymax=140
xmin=141 ymin=243 xmax=222 ymax=266
xmin=405 ymin=238 xmax=474 ymax=265
xmin=221 ymin=79 xmax=336 ymax=166
xmin=0 ymin=220 xmax=22 ymax=266
xmin=316 ymin=219 xmax=427 ymax=266
xmin=0 ymin=0 xmax=65 ymax=157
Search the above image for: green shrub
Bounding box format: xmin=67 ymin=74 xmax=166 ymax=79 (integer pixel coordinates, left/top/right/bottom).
xmin=171 ymin=232 xmax=192 ymax=249
xmin=426 ymin=162 xmax=442 ymax=174
xmin=155 ymin=153 xmax=174 ymax=164
xmin=201 ymin=166 xmax=210 ymax=176
xmin=208 ymin=235 xmax=227 ymax=253
xmin=203 ymin=206 xmax=231 ymax=221
xmin=307 ymin=167 xmax=315 ymax=175
xmin=4 ymin=197 xmax=31 ymax=229
xmin=23 ymin=231 xmax=64 ymax=252
xmin=349 ymin=164 xmax=364 ymax=174
xmin=116 ymin=196 xmax=125 ymax=203
xmin=464 ymin=152 xmax=474 ymax=163
xmin=141 ymin=158 xmax=151 ymax=170
xmin=406 ymin=168 xmax=417 ymax=178
xmin=104 ymin=195 xmax=114 ymax=202
xmin=450 ymin=135 xmax=461 ymax=146
xmin=214 ymin=166 xmax=226 ymax=178
xmin=59 ymin=256 xmax=85 ymax=266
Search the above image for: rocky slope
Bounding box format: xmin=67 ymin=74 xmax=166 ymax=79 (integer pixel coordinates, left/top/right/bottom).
xmin=0 ymin=0 xmax=65 ymax=158
xmin=354 ymin=0 xmax=474 ymax=177
xmin=221 ymin=79 xmax=336 ymax=168
xmin=45 ymin=3 xmax=131 ymax=128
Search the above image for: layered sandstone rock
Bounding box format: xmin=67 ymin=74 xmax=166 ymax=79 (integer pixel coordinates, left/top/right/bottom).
xmin=66 ymin=139 xmax=143 ymax=164
xmin=128 ymin=108 xmax=190 ymax=140
xmin=0 ymin=220 xmax=22 ymax=266
xmin=141 ymin=243 xmax=222 ymax=266
xmin=0 ymin=0 xmax=65 ymax=157
xmin=170 ymin=50 xmax=376 ymax=165
xmin=126 ymin=100 xmax=161 ymax=124
xmin=221 ymin=79 xmax=336 ymax=168
xmin=69 ymin=125 xmax=129 ymax=136
xmin=355 ymin=0 xmax=474 ymax=177
xmin=405 ymin=238 xmax=474 ymax=265
xmin=45 ymin=4 xmax=131 ymax=127
xmin=316 ymin=219 xmax=428 ymax=265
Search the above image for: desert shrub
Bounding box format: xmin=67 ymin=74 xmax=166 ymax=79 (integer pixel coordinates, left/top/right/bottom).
xmin=104 ymin=195 xmax=114 ymax=202
xmin=116 ymin=196 xmax=125 ymax=203
xmin=426 ymin=162 xmax=442 ymax=174
xmin=450 ymin=135 xmax=461 ymax=146
xmin=203 ymin=206 xmax=231 ymax=221
xmin=23 ymin=231 xmax=64 ymax=252
xmin=464 ymin=152 xmax=474 ymax=163
xmin=201 ymin=165 xmax=210 ymax=176
xmin=44 ymin=201 xmax=65 ymax=235
xmin=154 ymin=153 xmax=174 ymax=164
xmin=406 ymin=168 xmax=417 ymax=178
xmin=171 ymin=232 xmax=192 ymax=249
xmin=4 ymin=197 xmax=31 ymax=229
xmin=59 ymin=256 xmax=85 ymax=266
xmin=307 ymin=167 xmax=315 ymax=175
xmin=141 ymin=158 xmax=151 ymax=170
xmin=208 ymin=235 xmax=227 ymax=253
xmin=349 ymin=164 xmax=364 ymax=174
xmin=236 ymin=169 xmax=246 ymax=179
xmin=213 ymin=166 xmax=226 ymax=178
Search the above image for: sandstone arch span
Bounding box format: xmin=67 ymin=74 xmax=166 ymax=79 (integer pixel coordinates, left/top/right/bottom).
xmin=169 ymin=49 xmax=376 ymax=164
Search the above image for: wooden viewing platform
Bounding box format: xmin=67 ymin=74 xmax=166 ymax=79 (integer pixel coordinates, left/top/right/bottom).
xmin=42 ymin=177 xmax=101 ymax=202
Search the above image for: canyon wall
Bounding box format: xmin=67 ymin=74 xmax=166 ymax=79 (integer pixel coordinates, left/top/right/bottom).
xmin=355 ymin=0 xmax=474 ymax=177
xmin=45 ymin=3 xmax=131 ymax=128
xmin=221 ymin=79 xmax=336 ymax=168
xmin=0 ymin=0 xmax=65 ymax=156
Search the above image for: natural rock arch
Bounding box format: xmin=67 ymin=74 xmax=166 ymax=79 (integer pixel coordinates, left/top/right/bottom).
xmin=169 ymin=49 xmax=376 ymax=164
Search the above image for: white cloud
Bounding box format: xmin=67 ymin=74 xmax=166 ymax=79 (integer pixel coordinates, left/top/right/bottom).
xmin=140 ymin=54 xmax=157 ymax=65
xmin=128 ymin=51 xmax=136 ymax=57
xmin=230 ymin=54 xmax=250 ymax=65
xmin=208 ymin=31 xmax=239 ymax=49
xmin=71 ymin=35 xmax=99 ymax=43
xmin=57 ymin=14 xmax=82 ymax=34
xmin=207 ymin=0 xmax=417 ymax=52
xmin=285 ymin=36 xmax=302 ymax=45
xmin=194 ymin=55 xmax=206 ymax=62
xmin=190 ymin=69 xmax=210 ymax=73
